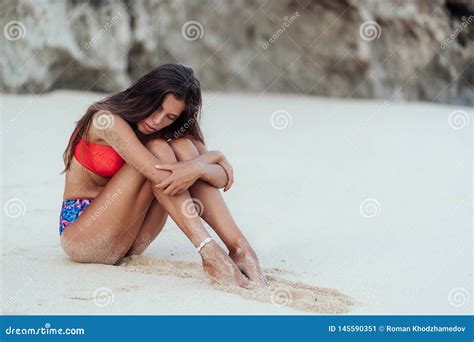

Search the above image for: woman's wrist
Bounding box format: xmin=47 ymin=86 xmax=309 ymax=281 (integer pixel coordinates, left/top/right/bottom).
xmin=194 ymin=152 xmax=228 ymax=188
xmin=197 ymin=150 xmax=222 ymax=164
xmin=192 ymin=159 xmax=205 ymax=177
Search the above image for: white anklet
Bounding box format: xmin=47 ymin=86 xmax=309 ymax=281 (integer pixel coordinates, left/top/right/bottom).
xmin=197 ymin=237 xmax=214 ymax=253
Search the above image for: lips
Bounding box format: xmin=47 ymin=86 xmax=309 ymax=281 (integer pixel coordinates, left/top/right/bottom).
xmin=144 ymin=122 xmax=155 ymax=133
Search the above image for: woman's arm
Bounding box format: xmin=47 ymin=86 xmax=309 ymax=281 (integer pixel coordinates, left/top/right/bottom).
xmin=91 ymin=112 xmax=168 ymax=183
xmin=155 ymin=138 xmax=234 ymax=194
xmin=194 ymin=149 xmax=233 ymax=191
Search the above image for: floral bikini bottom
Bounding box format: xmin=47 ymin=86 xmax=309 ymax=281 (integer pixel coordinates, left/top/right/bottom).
xmin=59 ymin=198 xmax=93 ymax=235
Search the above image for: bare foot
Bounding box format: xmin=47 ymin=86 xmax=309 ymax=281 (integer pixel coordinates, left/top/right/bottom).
xmin=229 ymin=239 xmax=268 ymax=286
xmin=200 ymin=241 xmax=250 ymax=288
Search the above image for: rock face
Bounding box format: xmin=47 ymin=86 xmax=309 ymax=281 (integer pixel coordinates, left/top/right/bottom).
xmin=1 ymin=0 xmax=473 ymax=105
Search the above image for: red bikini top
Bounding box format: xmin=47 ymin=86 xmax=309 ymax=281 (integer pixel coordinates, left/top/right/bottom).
xmin=73 ymin=139 xmax=125 ymax=177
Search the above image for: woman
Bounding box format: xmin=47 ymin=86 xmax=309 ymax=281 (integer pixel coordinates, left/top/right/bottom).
xmin=60 ymin=63 xmax=266 ymax=287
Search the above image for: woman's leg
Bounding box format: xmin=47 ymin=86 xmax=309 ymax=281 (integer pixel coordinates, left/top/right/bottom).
xmin=142 ymin=139 xmax=249 ymax=286
xmin=124 ymin=197 xmax=168 ymax=256
xmin=60 ymin=161 xmax=158 ymax=265
xmin=61 ymin=139 xmax=248 ymax=286
xmin=168 ymin=138 xmax=267 ymax=284
xmin=168 ymin=138 xmax=245 ymax=250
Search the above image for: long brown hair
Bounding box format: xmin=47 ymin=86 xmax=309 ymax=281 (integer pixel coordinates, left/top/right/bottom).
xmin=61 ymin=63 xmax=204 ymax=174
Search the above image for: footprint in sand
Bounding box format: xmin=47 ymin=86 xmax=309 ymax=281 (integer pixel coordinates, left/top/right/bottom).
xmin=119 ymin=255 xmax=357 ymax=314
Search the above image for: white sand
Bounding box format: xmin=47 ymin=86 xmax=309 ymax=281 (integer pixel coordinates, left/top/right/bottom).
xmin=1 ymin=90 xmax=472 ymax=315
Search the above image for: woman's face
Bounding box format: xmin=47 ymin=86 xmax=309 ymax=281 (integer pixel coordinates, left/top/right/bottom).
xmin=137 ymin=93 xmax=185 ymax=135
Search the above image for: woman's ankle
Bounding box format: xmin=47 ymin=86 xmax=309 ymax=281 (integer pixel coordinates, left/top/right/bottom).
xmin=199 ymin=239 xmax=223 ymax=260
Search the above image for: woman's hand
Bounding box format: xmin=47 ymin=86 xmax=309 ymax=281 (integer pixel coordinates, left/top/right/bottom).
xmin=155 ymin=160 xmax=203 ymax=196
xmin=216 ymin=153 xmax=234 ymax=192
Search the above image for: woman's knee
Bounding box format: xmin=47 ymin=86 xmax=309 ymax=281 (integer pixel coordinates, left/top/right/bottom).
xmin=168 ymin=137 xmax=200 ymax=161
xmin=145 ymin=138 xmax=177 ymax=162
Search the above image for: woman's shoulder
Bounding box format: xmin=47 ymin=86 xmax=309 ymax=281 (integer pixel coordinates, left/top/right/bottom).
xmin=88 ymin=110 xmax=128 ymax=145
xmin=81 ymin=123 xmax=109 ymax=146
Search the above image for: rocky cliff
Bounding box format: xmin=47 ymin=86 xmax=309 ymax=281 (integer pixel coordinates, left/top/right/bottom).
xmin=1 ymin=0 xmax=473 ymax=105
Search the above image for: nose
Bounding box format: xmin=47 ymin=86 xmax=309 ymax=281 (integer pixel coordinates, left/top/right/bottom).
xmin=150 ymin=113 xmax=161 ymax=126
